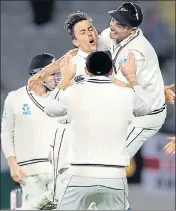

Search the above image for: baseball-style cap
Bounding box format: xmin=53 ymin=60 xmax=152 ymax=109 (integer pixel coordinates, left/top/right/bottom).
xmin=86 ymin=51 xmax=112 ymax=76
xmin=108 ymin=2 xmax=143 ymax=27
xmin=28 ymin=53 xmax=56 ymax=75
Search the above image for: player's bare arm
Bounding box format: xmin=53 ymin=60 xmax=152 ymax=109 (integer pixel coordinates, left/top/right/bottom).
xmin=28 ymin=49 xmax=78 ymax=90
xmin=8 ymin=156 xmax=26 ymax=185
xmin=165 ymin=83 xmax=175 ymax=104
xmin=59 ymin=53 xmax=76 ymax=90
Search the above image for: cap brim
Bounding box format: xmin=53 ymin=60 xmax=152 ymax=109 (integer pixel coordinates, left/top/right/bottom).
xmin=108 ymin=10 xmax=131 ymax=26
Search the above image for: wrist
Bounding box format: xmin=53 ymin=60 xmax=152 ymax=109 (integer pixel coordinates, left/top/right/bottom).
xmin=126 ymin=75 xmax=136 ymax=82
xmin=59 ymin=79 xmax=71 ymax=90
xmin=127 ymin=76 xmax=139 ymax=88
xmin=7 ymin=156 xmax=17 ymax=167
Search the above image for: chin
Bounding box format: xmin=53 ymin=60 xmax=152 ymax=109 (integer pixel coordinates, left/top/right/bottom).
xmin=90 ymin=46 xmax=97 ymax=52
xmin=110 ymin=32 xmax=118 ymax=39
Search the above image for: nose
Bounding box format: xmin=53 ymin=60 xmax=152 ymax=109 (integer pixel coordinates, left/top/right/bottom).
xmin=110 ymin=19 xmax=115 ymax=30
xmin=87 ymin=31 xmax=92 ymax=37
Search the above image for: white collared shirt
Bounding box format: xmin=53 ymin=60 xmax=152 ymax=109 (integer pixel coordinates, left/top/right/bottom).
xmin=72 ymin=49 xmax=88 ymax=78
xmin=98 ymin=27 xmax=165 ymax=111
xmin=1 ymin=86 xmax=58 ymax=176
xmin=44 ymin=76 xmax=151 ymax=169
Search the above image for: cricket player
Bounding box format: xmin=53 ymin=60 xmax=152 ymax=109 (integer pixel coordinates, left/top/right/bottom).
xmin=27 ymin=6 xmax=171 ymax=159
xmin=1 ymin=53 xmax=59 ymax=208
xmin=45 ymin=51 xmax=151 ymax=210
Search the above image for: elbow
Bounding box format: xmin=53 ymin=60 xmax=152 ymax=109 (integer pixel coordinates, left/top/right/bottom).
xmin=145 ymin=101 xmax=152 ymax=114
xmin=44 ymin=101 xmax=67 ymax=117
xmin=44 ymin=105 xmax=55 ymax=117
xmin=134 ymin=99 xmax=152 ymax=117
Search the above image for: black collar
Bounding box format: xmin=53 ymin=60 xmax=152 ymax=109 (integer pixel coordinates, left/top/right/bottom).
xmin=87 ymin=76 xmax=112 ymax=84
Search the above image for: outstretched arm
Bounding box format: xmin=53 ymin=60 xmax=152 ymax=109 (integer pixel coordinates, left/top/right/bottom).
xmin=28 ymin=49 xmax=78 ymax=90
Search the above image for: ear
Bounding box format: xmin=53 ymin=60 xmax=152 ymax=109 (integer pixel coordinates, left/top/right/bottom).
xmin=129 ymin=27 xmax=137 ymax=34
xmin=109 ymin=68 xmax=113 ymax=75
xmin=72 ymin=39 xmax=79 ymax=47
xmin=85 ymin=67 xmax=89 ymax=75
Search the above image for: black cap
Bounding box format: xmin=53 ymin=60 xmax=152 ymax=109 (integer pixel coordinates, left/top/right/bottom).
xmin=28 ymin=53 xmax=56 ymax=75
xmin=86 ymin=51 xmax=112 ymax=76
xmin=108 ymin=2 xmax=143 ymax=27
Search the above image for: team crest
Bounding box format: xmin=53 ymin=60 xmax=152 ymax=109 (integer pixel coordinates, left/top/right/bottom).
xmin=121 ymin=57 xmax=127 ymax=64
xmin=22 ymin=104 xmax=31 ymax=115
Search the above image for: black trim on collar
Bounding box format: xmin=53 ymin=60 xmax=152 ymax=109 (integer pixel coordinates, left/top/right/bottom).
xmin=26 ymin=86 xmax=45 ymax=112
xmin=87 ymin=78 xmax=112 ymax=84
xmin=113 ymin=30 xmax=140 ymax=74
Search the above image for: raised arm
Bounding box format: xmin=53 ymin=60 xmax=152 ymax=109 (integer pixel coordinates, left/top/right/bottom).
xmin=45 ymin=53 xmax=76 ymax=117
xmin=28 ymin=49 xmax=78 ymax=90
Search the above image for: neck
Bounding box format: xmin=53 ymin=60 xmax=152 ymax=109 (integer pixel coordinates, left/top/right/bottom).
xmin=79 ymin=48 xmax=95 ymax=55
xmin=117 ymin=30 xmax=136 ymax=44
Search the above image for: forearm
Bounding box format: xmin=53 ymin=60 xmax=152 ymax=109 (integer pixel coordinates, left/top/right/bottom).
xmin=114 ymin=78 xmax=128 ymax=87
xmin=7 ymin=156 xmax=17 ymax=167
xmin=44 ymin=85 xmax=68 ymax=117
xmin=40 ymin=57 xmax=63 ymax=80
xmin=40 ymin=49 xmax=78 ymax=80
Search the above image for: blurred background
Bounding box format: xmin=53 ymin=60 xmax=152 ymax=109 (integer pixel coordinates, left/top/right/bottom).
xmin=0 ymin=0 xmax=175 ymax=210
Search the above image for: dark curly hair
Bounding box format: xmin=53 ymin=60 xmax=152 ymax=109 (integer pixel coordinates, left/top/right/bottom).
xmin=64 ymin=11 xmax=91 ymax=39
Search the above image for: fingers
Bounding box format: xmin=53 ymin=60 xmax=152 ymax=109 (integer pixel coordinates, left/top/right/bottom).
xmin=163 ymin=139 xmax=176 ymax=155
xmin=63 ymin=52 xmax=72 ymax=67
xmin=166 ymin=89 xmax=176 ymax=98
xmin=20 ymin=167 xmax=26 ymax=177
xmin=70 ymin=48 xmax=78 ymax=56
xmin=169 ymin=90 xmax=175 ymax=97
xmin=167 ymin=137 xmax=176 ymax=141
xmin=12 ymin=172 xmax=25 ymax=185
xmin=163 ymin=146 xmax=175 ymax=155
xmin=166 ymin=83 xmax=175 ymax=89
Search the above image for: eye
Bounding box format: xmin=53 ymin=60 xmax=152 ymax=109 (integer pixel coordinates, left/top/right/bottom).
xmin=117 ymin=24 xmax=123 ymax=29
xmin=81 ymin=31 xmax=85 ymax=35
xmin=89 ymin=27 xmax=93 ymax=31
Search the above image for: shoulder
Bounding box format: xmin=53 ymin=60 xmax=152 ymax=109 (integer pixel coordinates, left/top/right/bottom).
xmin=113 ymin=84 xmax=134 ymax=94
xmin=99 ymin=28 xmax=111 ymax=41
xmin=7 ymin=86 xmax=25 ymax=98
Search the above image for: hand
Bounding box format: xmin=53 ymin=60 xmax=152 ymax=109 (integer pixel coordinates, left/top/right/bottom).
xmin=114 ymin=78 xmax=128 ymax=87
xmin=119 ymin=52 xmax=137 ymax=78
xmin=163 ymin=137 xmax=176 ymax=155
xmin=69 ymin=48 xmax=78 ymax=57
xmin=60 ymin=52 xmax=76 ymax=82
xmin=10 ymin=162 xmax=26 ymax=184
xmin=165 ymin=84 xmax=175 ymax=104
xmin=27 ymin=72 xmax=45 ymax=91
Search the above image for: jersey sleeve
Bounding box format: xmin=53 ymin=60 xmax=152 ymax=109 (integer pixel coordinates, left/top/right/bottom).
xmin=1 ymin=93 xmax=16 ymax=159
xmin=97 ymin=28 xmax=111 ymax=51
xmin=120 ymin=50 xmax=145 ymax=75
xmin=133 ymin=85 xmax=152 ymax=116
xmin=44 ymin=87 xmax=70 ymax=117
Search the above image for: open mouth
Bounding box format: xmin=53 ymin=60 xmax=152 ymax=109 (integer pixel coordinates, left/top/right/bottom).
xmin=89 ymin=39 xmax=94 ymax=44
xmin=110 ymin=30 xmax=117 ymax=35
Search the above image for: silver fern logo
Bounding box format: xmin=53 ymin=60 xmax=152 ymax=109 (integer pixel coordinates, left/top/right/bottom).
xmin=22 ymin=104 xmax=31 ymax=115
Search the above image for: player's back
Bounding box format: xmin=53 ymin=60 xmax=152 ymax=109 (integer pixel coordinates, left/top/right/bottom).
xmin=66 ymin=77 xmax=134 ymax=167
